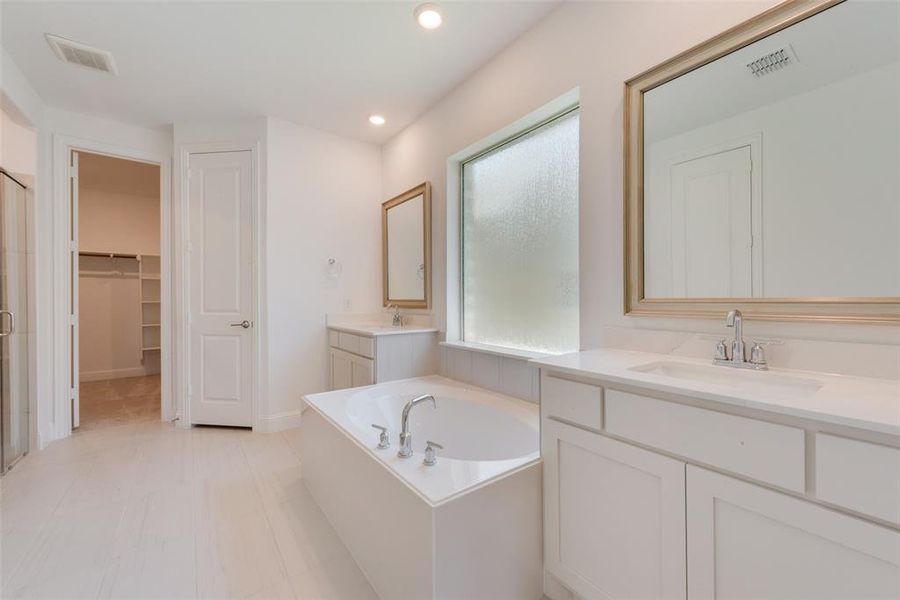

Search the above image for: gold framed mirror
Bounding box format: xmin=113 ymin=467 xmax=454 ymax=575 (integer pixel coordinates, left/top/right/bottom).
xmin=382 ymin=182 xmax=432 ymax=309
xmin=624 ymin=0 xmax=900 ymax=323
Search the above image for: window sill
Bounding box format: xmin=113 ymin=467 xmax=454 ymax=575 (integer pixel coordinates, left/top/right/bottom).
xmin=440 ymin=340 xmax=551 ymax=362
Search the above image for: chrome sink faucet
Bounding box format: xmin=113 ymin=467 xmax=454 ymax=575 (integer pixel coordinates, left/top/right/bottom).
xmin=727 ymin=309 xmax=746 ymax=363
xmin=389 ymin=304 xmax=402 ymax=327
xmin=398 ymin=394 xmax=435 ymax=458
xmin=714 ymin=309 xmax=768 ymax=370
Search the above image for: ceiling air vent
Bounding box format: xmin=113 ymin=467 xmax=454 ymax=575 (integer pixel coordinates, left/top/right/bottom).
xmin=746 ymin=45 xmax=798 ymax=78
xmin=45 ymin=34 xmax=118 ymax=75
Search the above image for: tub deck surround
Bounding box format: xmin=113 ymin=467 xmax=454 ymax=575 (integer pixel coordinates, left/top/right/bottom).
xmin=303 ymin=375 xmax=539 ymax=505
xmin=532 ymin=348 xmax=900 ymax=436
xmin=301 ymin=376 xmax=543 ymax=600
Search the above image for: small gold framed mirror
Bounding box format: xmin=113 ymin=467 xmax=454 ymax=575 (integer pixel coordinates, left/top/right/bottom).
xmin=624 ymin=0 xmax=900 ymax=323
xmin=382 ymin=182 xmax=432 ymax=309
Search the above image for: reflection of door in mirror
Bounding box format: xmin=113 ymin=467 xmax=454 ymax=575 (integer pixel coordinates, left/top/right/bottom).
xmin=660 ymin=146 xmax=754 ymax=298
xmin=387 ymin=194 xmax=424 ymax=300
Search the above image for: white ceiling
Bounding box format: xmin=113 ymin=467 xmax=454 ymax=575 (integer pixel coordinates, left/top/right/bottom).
xmin=1 ymin=1 xmax=558 ymax=143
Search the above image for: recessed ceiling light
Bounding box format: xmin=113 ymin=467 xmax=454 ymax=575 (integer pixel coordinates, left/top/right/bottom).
xmin=414 ymin=3 xmax=443 ymax=30
xmin=369 ymin=114 xmax=386 ymax=126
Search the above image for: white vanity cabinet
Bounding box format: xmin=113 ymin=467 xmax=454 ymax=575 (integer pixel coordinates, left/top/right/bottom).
xmin=538 ymin=367 xmax=900 ymax=600
xmin=327 ymin=326 xmax=438 ymax=391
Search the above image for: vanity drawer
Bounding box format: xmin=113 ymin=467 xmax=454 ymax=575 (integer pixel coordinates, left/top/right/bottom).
xmin=357 ymin=336 xmax=375 ymax=359
xmin=328 ymin=330 xmax=340 ymax=348
xmin=541 ymin=375 xmax=603 ymax=429
xmin=606 ymin=390 xmax=805 ymax=492
xmin=816 ymin=434 xmax=900 ymax=525
xmin=338 ymin=332 xmax=360 ymax=355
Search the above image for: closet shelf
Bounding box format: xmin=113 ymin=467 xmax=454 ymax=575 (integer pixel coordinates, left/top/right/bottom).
xmin=142 ymin=347 xmax=161 ymax=351
xmin=141 ymin=274 xmax=161 ymax=280
xmin=142 ymin=323 xmax=161 ymax=328
xmin=141 ymin=300 xmax=161 ymax=304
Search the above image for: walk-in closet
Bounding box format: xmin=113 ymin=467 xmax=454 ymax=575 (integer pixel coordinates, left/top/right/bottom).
xmin=76 ymin=152 xmax=161 ymax=430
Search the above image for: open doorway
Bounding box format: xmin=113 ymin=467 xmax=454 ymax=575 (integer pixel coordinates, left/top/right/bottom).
xmin=74 ymin=152 xmax=162 ymax=430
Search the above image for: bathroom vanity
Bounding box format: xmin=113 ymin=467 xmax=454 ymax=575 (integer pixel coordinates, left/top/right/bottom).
xmin=327 ymin=322 xmax=439 ymax=390
xmin=534 ymin=349 xmax=900 ymax=600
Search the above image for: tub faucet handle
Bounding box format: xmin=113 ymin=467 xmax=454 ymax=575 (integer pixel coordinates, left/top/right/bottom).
xmin=371 ymin=424 xmax=390 ymax=449
xmin=423 ymin=441 xmax=443 ymax=466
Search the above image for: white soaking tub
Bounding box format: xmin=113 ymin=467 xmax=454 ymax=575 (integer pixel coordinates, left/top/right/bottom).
xmin=302 ymin=375 xmax=542 ymax=600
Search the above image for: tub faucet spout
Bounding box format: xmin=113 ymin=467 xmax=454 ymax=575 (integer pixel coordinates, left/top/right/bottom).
xmin=398 ymin=394 xmax=436 ymax=458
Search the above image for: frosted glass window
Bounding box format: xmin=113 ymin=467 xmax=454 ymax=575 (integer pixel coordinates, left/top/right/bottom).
xmin=462 ymin=109 xmax=579 ymax=354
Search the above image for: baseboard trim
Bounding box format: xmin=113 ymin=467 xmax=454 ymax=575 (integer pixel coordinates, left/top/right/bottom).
xmin=80 ymin=366 xmax=148 ymax=382
xmin=255 ymin=409 xmax=303 ymax=433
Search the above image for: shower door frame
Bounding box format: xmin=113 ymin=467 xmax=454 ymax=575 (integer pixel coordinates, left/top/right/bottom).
xmin=0 ymin=169 xmax=34 ymax=472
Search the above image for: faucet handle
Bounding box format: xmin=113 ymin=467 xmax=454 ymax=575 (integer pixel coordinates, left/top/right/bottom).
xmin=423 ymin=440 xmax=443 ymax=466
xmin=371 ymin=424 xmax=390 ymax=449
xmin=749 ymin=341 xmax=768 ymax=367
xmin=714 ymin=338 xmax=729 ymax=361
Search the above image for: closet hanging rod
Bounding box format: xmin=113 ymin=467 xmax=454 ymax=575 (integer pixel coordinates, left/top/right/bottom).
xmin=78 ymin=251 xmax=139 ymax=259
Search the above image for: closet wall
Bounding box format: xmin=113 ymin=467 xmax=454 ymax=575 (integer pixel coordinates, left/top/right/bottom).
xmin=78 ymin=153 xmax=160 ymax=381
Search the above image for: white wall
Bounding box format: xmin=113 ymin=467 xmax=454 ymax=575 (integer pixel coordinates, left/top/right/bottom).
xmin=646 ymin=62 xmax=900 ymax=298
xmin=381 ymin=0 xmax=900 ymax=381
xmin=1 ymin=107 xmax=36 ymax=179
xmin=80 ymin=188 xmax=161 ymax=255
xmin=266 ymin=118 xmax=382 ymax=427
xmin=78 ymin=176 xmax=160 ymax=380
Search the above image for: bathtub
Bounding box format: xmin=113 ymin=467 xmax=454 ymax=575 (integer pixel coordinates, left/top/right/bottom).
xmin=301 ymin=375 xmax=542 ymax=600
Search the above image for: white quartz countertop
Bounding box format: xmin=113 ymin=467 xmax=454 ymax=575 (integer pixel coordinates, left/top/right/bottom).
xmin=532 ymin=349 xmax=900 ymax=437
xmin=327 ymin=322 xmax=439 ymax=337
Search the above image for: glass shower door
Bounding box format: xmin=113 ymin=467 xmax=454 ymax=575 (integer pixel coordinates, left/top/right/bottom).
xmin=1 ymin=170 xmax=30 ymax=474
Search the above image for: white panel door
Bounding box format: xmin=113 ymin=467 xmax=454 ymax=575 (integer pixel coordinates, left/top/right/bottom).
xmin=671 ymin=146 xmax=752 ymax=297
xmin=543 ymin=419 xmax=687 ymax=600
xmin=188 ymin=151 xmax=253 ymax=427
xmin=687 ymin=465 xmax=900 ymax=599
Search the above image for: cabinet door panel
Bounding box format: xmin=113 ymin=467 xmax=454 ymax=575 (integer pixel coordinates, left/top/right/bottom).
xmin=687 ymin=465 xmax=900 ymax=599
xmin=351 ymin=356 xmax=374 ymax=388
xmin=330 ymin=349 xmax=352 ymax=391
xmin=543 ymin=419 xmax=686 ymax=600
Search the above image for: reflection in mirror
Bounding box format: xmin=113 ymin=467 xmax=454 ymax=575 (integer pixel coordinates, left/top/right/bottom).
xmin=642 ymin=0 xmax=899 ymax=299
xmin=388 ymin=194 xmax=424 ymax=299
xmin=382 ymin=183 xmax=431 ymax=308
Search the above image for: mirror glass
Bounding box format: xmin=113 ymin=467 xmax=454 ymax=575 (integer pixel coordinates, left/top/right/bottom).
xmin=383 ymin=184 xmax=430 ymax=308
xmin=642 ymin=0 xmax=899 ymax=299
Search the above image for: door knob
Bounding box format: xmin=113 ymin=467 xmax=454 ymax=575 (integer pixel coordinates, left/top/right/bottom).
xmin=230 ymin=320 xmax=251 ymax=329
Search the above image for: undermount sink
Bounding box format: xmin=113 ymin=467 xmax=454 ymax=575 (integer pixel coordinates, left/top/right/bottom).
xmin=629 ymin=361 xmax=824 ymax=396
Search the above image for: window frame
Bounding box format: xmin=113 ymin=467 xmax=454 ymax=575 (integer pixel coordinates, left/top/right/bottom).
xmin=456 ymin=104 xmax=580 ymax=354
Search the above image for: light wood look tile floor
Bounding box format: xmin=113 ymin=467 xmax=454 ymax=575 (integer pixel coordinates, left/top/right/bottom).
xmin=0 ymin=376 xmax=378 ymax=599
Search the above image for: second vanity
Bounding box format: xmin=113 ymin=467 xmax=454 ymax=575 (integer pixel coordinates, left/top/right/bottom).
xmin=327 ymin=320 xmax=439 ymax=390
xmin=533 ymin=348 xmax=900 ymax=600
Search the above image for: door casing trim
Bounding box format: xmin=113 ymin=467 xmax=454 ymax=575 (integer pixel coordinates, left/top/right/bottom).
xmin=52 ymin=134 xmax=174 ymax=440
